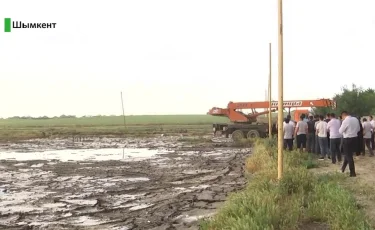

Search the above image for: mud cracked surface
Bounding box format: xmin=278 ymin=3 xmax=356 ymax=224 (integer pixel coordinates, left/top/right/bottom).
xmin=0 ymin=137 xmax=249 ymax=230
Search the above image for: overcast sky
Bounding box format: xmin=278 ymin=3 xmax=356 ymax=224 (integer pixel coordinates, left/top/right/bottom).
xmin=0 ymin=0 xmax=374 ymax=117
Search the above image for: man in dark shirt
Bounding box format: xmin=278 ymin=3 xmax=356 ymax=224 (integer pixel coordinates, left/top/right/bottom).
xmin=355 ymin=116 xmax=364 ymax=156
xmin=307 ymin=115 xmax=315 ymax=153
xmin=325 ymin=113 xmax=331 ymax=158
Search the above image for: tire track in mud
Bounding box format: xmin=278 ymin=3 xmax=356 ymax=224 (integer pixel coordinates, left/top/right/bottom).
xmin=0 ymin=139 xmax=250 ymax=230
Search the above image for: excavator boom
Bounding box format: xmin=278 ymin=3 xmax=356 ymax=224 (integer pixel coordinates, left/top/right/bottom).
xmin=208 ymin=98 xmax=336 ymax=123
xmin=228 ymin=99 xmax=336 ymax=110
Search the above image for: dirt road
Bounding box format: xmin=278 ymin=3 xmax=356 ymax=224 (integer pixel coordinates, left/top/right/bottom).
xmin=0 ymin=137 xmax=249 ymax=230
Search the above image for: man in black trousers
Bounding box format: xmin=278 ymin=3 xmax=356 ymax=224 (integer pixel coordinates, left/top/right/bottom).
xmin=370 ymin=115 xmax=375 ymax=150
xmin=339 ymin=111 xmax=360 ymax=177
xmin=325 ymin=113 xmax=331 ymax=158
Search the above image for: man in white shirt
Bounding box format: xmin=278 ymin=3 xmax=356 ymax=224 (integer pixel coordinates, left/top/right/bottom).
xmin=295 ymin=115 xmax=308 ymax=152
xmin=362 ymin=118 xmax=374 ymax=156
xmin=313 ymin=115 xmax=321 ymax=155
xmin=316 ymin=115 xmax=329 ymax=160
xmin=283 ymin=118 xmax=294 ymax=151
xmin=283 ymin=114 xmax=296 ymax=128
xmin=370 ymin=115 xmax=375 ymax=150
xmin=339 ymin=111 xmax=360 ymax=177
xmin=327 ymin=113 xmax=342 ymax=163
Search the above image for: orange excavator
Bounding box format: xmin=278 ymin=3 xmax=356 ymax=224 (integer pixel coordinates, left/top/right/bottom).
xmin=207 ymin=99 xmax=336 ymax=140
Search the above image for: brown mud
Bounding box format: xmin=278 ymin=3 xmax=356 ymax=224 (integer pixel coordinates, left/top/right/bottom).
xmin=0 ymin=136 xmax=249 ymax=230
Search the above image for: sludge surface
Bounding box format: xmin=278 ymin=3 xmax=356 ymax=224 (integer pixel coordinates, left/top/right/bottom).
xmin=0 ymin=137 xmax=249 ymax=230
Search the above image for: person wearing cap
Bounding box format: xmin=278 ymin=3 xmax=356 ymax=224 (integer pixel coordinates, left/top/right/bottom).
xmin=339 ymin=111 xmax=360 ymax=177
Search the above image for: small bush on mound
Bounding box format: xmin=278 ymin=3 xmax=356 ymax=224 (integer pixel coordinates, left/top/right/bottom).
xmin=200 ymin=139 xmax=372 ymax=230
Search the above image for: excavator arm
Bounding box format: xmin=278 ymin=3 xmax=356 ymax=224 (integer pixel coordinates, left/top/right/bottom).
xmin=208 ymin=108 xmax=277 ymax=123
xmin=227 ymin=99 xmax=336 ymax=110
xmin=208 ymin=99 xmax=336 ymax=123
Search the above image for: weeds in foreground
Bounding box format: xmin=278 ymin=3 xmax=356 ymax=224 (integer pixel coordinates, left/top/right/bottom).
xmin=200 ymin=139 xmax=372 ymax=230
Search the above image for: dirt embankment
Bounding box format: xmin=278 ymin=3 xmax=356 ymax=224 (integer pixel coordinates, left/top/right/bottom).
xmin=0 ymin=137 xmax=249 ymax=230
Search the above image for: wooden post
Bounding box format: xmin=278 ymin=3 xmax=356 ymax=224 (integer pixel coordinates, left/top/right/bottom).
xmin=121 ymin=91 xmax=126 ymax=134
xmin=277 ymin=0 xmax=284 ymax=180
xmin=268 ymin=43 xmax=272 ymax=139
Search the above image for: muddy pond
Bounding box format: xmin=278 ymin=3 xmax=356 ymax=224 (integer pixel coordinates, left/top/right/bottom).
xmin=0 ymin=136 xmax=250 ymax=230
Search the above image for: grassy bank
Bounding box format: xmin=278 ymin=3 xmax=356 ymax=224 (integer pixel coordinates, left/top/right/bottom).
xmin=0 ymin=115 xmax=229 ymax=141
xmin=200 ymin=139 xmax=372 ymax=230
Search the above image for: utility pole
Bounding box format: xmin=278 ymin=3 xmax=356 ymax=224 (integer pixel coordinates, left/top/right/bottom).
xmin=120 ymin=91 xmax=126 ymax=134
xmin=121 ymin=91 xmax=126 ymax=159
xmin=268 ymin=42 xmax=272 ymax=139
xmin=265 ymin=89 xmax=268 ymax=117
xmin=277 ymin=0 xmax=284 ymax=180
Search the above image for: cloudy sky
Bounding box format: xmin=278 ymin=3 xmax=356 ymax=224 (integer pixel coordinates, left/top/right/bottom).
xmin=0 ymin=0 xmax=374 ymax=117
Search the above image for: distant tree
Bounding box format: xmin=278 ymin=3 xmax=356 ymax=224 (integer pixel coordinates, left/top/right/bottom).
xmin=35 ymin=116 xmax=50 ymax=120
xmin=312 ymin=84 xmax=375 ymax=117
xmin=59 ymin=114 xmax=76 ymax=118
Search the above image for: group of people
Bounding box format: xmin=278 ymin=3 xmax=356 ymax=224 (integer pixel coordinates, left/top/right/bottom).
xmin=283 ymin=112 xmax=375 ymax=177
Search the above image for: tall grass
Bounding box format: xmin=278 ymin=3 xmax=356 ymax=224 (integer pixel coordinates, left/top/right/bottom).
xmin=200 ymin=138 xmax=371 ymax=230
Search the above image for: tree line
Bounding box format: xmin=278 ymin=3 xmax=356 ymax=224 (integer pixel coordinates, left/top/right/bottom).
xmin=313 ymin=84 xmax=375 ymax=117
xmin=2 ymin=115 xmax=116 ymax=120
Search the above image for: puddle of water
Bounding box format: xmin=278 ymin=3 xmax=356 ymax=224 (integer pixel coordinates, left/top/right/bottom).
xmin=129 ymin=203 xmax=153 ymax=211
xmin=0 ymin=148 xmax=167 ymax=162
xmin=97 ymin=177 xmax=149 ymax=183
xmin=31 ymin=163 xmax=44 ymax=168
xmin=60 ymin=199 xmax=98 ymax=206
xmin=190 ymin=185 xmax=210 ymax=190
xmin=71 ymin=216 xmax=106 ymax=226
xmin=181 ymin=213 xmax=215 ymax=223
xmin=182 ymin=169 xmax=214 ymax=175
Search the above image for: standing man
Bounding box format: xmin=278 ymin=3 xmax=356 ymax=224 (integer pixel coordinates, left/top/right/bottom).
xmin=339 ymin=116 xmax=344 ymax=153
xmin=327 ymin=113 xmax=342 ymax=164
xmin=325 ymin=113 xmax=331 ymax=158
xmin=283 ymin=118 xmax=294 ymax=151
xmin=362 ymin=118 xmax=374 ymax=156
xmin=302 ymin=114 xmax=309 ymax=122
xmin=339 ymin=111 xmax=360 ymax=177
xmin=314 ymin=115 xmax=321 ymax=155
xmin=370 ymin=115 xmax=375 ymax=150
xmin=316 ymin=115 xmax=329 ymax=160
xmin=284 ymin=114 xmax=296 ymax=129
xmin=295 ymin=115 xmax=308 ymax=152
xmin=307 ymin=115 xmax=316 ymax=153
xmin=355 ymin=116 xmax=364 ymax=156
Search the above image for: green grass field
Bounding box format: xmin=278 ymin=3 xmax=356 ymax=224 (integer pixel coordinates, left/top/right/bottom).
xmin=0 ymin=115 xmax=229 ymax=126
xmin=0 ymin=115 xmax=230 ymax=141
